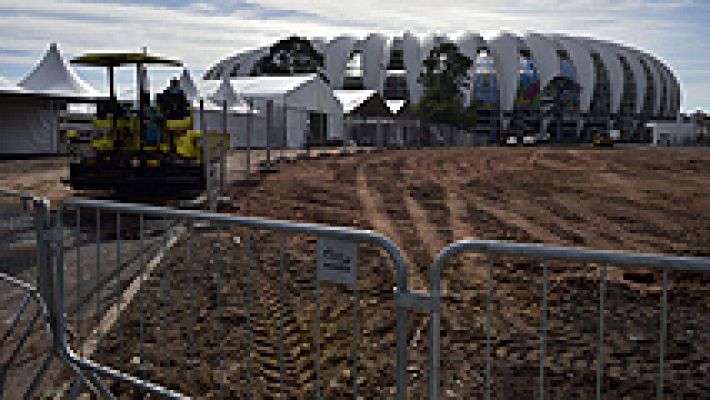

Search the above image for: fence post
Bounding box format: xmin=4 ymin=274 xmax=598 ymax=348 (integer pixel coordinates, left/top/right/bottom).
xmin=199 ymin=98 xmax=211 ymax=208
xmin=34 ymin=199 xmax=57 ymax=350
xmin=281 ymin=95 xmax=287 ymax=159
xmin=376 ymin=119 xmax=383 ymax=150
xmin=246 ymin=99 xmax=252 ymax=177
xmin=221 ymin=99 xmax=227 ymax=199
xmin=266 ymin=99 xmax=272 ymax=168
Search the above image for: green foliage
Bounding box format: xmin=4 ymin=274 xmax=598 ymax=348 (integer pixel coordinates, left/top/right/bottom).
xmin=541 ymin=76 xmax=582 ymax=114
xmin=415 ymin=43 xmax=477 ymax=128
xmin=251 ymin=36 xmax=325 ymax=78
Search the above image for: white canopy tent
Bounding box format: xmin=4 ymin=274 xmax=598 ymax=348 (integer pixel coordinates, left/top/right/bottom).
xmin=228 ymin=74 xmax=344 ymax=148
xmin=177 ymin=70 xmax=256 ymax=139
xmin=0 ymin=77 xmax=55 ymax=153
xmin=0 ymin=43 xmax=102 ymax=154
xmin=19 ymin=43 xmax=99 ymax=99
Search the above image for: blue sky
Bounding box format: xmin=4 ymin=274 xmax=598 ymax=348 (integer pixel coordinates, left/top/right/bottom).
xmin=0 ymin=0 xmax=708 ymax=112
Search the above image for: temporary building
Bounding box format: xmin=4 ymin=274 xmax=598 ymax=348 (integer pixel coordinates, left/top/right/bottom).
xmin=647 ymin=121 xmax=695 ymax=146
xmin=334 ymin=89 xmax=391 ymax=146
xmin=0 ymin=43 xmax=102 ymax=154
xmin=19 ymin=43 xmax=99 ymax=99
xmin=228 ymin=74 xmax=344 ymax=148
xmin=0 ymin=78 xmax=58 ymax=153
xmin=175 ymin=70 xmax=256 ymax=141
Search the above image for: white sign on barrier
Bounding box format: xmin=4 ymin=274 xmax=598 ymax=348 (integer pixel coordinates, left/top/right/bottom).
xmin=317 ymin=237 xmax=358 ymax=285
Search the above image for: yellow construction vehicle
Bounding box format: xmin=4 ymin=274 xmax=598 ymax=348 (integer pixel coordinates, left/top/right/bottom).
xmin=66 ymin=51 xmax=218 ymax=198
xmin=593 ymin=130 xmax=614 ymax=147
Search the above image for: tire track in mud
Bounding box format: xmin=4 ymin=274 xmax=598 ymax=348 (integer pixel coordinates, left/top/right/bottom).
xmin=356 ymin=157 xmax=427 ymax=291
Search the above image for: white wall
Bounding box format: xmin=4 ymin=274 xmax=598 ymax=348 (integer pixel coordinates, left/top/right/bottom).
xmin=648 ymin=122 xmax=694 ymax=146
xmin=0 ymin=96 xmax=58 ymax=154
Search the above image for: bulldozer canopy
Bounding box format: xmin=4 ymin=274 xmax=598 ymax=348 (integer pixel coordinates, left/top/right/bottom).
xmin=71 ymin=52 xmax=182 ymax=67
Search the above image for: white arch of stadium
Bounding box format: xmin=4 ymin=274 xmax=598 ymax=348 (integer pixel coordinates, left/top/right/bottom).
xmin=206 ymin=32 xmax=681 ymax=124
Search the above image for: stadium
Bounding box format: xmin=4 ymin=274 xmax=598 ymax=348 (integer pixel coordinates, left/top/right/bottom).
xmin=206 ymin=32 xmax=681 ymax=143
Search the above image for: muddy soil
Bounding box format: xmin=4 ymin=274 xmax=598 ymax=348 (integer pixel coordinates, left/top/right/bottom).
xmin=20 ymin=147 xmax=710 ymax=398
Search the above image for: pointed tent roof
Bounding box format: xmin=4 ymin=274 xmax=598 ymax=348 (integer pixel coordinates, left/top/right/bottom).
xmin=0 ymin=75 xmax=33 ymax=95
xmin=177 ymin=72 xmax=253 ymax=114
xmin=207 ymin=74 xmax=240 ymax=106
xmin=333 ymin=89 xmax=378 ymax=114
xmin=385 ymin=99 xmax=407 ymax=115
xmin=179 ymin=69 xmax=199 ymax=101
xmin=229 ymin=74 xmax=315 ymax=98
xmin=19 ymin=43 xmax=99 ymax=98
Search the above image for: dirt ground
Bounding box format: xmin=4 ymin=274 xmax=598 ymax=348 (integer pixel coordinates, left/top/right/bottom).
xmin=3 ymin=146 xmax=710 ymax=398
xmin=219 ymin=147 xmax=710 ymax=398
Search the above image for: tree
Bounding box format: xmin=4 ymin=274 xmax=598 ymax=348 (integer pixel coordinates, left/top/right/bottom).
xmin=251 ymin=36 xmax=326 ymax=79
xmin=415 ymin=42 xmax=476 ymax=128
xmin=541 ymin=76 xmax=581 ymax=140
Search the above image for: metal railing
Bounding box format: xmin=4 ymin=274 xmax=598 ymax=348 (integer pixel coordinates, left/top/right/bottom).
xmin=5 ymin=185 xmax=710 ymax=398
xmin=0 ymin=190 xmax=50 ymax=398
xmin=53 ymin=197 xmax=417 ymax=399
xmin=0 ymin=272 xmax=54 ymax=398
xmin=428 ymin=239 xmax=710 ymax=399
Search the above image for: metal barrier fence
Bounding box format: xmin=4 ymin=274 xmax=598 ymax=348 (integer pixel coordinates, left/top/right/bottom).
xmin=0 ymin=271 xmax=54 ymax=398
xmin=0 ymin=190 xmax=49 ymax=398
xmin=428 ymin=240 xmax=710 ymax=399
xmin=53 ymin=198 xmax=420 ymax=399
xmin=1 ymin=190 xmax=117 ymax=399
xmin=4 ymin=187 xmax=710 ymax=398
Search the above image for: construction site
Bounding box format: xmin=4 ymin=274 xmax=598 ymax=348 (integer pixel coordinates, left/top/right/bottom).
xmin=0 ymin=22 xmax=708 ymax=399
xmin=2 ymin=145 xmax=710 ymax=399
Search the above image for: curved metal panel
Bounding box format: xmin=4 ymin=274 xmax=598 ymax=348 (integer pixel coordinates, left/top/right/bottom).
xmin=402 ymin=31 xmax=422 ymax=103
xmin=382 ymin=37 xmax=393 ymax=73
xmin=653 ymin=59 xmax=673 ymax=117
xmin=674 ymin=70 xmax=680 ymax=115
xmin=361 ymin=33 xmax=387 ymax=94
xmin=616 ymin=45 xmax=647 ymax=114
xmin=488 ymin=32 xmax=522 ymax=112
xmin=636 ymin=51 xmax=662 ymax=116
xmin=554 ymin=36 xmax=595 ymax=113
xmin=456 ymin=32 xmax=485 ymax=107
xmin=522 ymin=33 xmax=560 ymax=90
xmin=324 ymin=36 xmax=356 ymax=89
xmin=585 ymin=39 xmax=624 ymax=114
xmin=236 ymin=47 xmax=269 ymax=76
xmin=664 ymin=64 xmax=681 ymax=115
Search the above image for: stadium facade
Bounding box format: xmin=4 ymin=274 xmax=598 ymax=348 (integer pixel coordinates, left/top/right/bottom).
xmin=205 ymin=32 xmax=681 ymax=142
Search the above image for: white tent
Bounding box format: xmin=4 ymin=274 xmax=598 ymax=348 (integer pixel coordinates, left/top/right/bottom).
xmin=0 ymin=90 xmax=60 ymax=153
xmin=334 ymin=89 xmax=378 ymax=115
xmin=227 ymin=74 xmax=344 ymax=148
xmin=19 ymin=43 xmax=99 ymax=99
xmin=0 ymin=43 xmax=101 ymax=154
xmin=174 ymin=70 xmax=255 ymax=138
xmin=179 ymin=68 xmax=199 ymax=101
xmin=385 ymin=100 xmax=407 ymax=115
